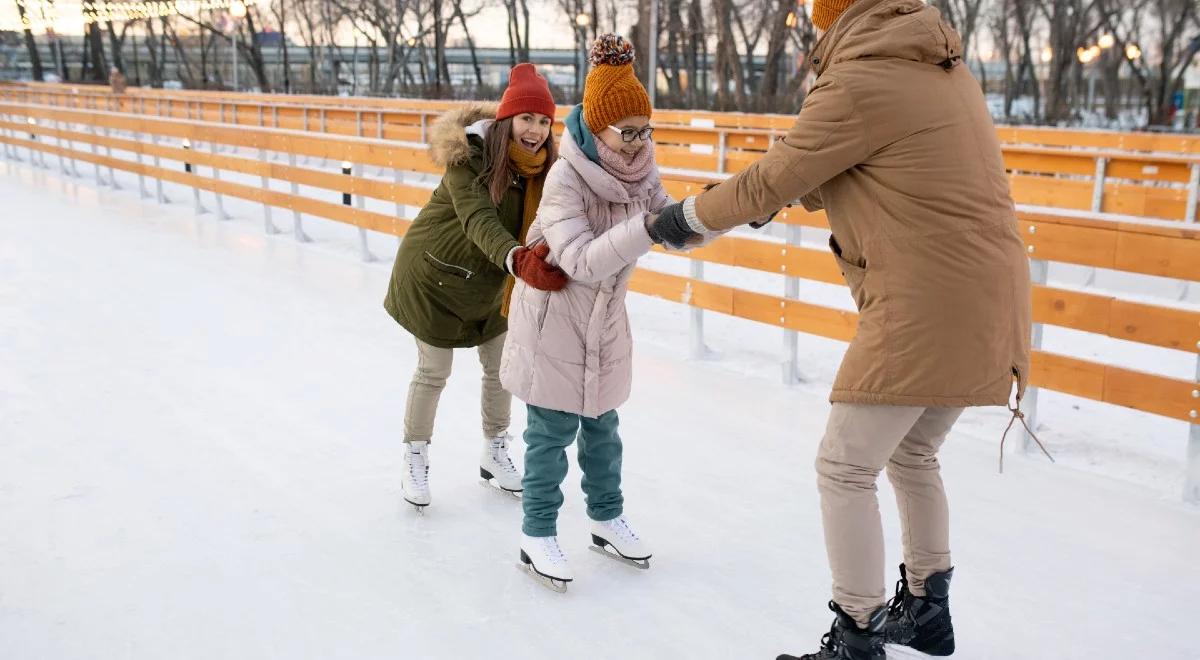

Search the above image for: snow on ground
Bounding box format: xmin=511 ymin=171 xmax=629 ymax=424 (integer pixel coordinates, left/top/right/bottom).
xmin=1 ymin=154 xmax=1198 ymax=660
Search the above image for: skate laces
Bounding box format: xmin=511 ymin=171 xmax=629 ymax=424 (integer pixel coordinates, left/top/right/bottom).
xmin=540 ymin=536 xmax=567 ymax=565
xmin=490 ymin=433 xmax=519 ymax=475
xmin=606 ymin=516 xmax=640 ymax=543
xmin=886 ymin=574 xmax=910 ymax=617
xmin=407 ymin=447 xmax=428 ymax=488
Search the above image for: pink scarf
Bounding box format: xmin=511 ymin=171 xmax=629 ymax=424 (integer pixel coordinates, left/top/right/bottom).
xmin=596 ymin=137 xmax=657 ymax=191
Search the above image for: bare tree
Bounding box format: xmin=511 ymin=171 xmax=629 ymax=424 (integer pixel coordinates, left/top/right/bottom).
xmin=15 ymin=0 xmax=45 ymax=81
xmin=452 ymin=0 xmax=486 ymax=88
xmin=761 ymin=0 xmax=813 ymax=113
xmin=560 ymin=0 xmax=591 ymax=99
xmin=1125 ymin=0 xmax=1199 ymax=125
xmin=503 ymin=0 xmax=532 ymax=65
xmin=270 ymin=0 xmax=293 ymax=92
xmin=712 ymin=0 xmax=747 ymax=110
xmin=1036 ymin=0 xmax=1115 ymax=123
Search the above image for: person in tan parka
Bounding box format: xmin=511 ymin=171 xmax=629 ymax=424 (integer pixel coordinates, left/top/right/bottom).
xmin=643 ymin=1 xmax=1033 ymax=658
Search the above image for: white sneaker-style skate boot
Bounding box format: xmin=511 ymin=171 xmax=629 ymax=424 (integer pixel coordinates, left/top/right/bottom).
xmin=401 ymin=441 xmax=431 ymax=510
xmin=518 ymin=534 xmax=573 ymax=592
xmin=590 ymin=515 xmax=652 ymax=568
xmin=479 ymin=433 xmax=522 ymax=494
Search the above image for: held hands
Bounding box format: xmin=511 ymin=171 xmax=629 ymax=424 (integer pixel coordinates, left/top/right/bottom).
xmin=644 ymin=202 xmax=699 ymax=250
xmin=512 ymin=243 xmax=569 ymax=292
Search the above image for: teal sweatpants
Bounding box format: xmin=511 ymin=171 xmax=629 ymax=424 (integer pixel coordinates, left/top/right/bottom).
xmin=521 ymin=404 xmax=623 ymax=537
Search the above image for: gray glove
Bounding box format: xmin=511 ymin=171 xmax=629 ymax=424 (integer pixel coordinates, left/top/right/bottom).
xmin=645 ymin=202 xmax=698 ymax=250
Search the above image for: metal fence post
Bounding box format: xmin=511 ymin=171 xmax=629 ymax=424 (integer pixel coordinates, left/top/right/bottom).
xmin=717 ymin=131 xmax=727 ymax=175
xmin=1186 ymin=163 xmax=1199 ymax=225
xmin=1187 ymin=360 xmax=1199 ymax=503
xmin=102 ymin=126 xmax=119 ymax=188
xmin=135 ymin=130 xmax=149 ymax=198
xmin=63 ymin=119 xmax=80 ymax=177
xmin=210 ymin=140 xmax=230 ymax=220
xmin=52 ymin=119 xmax=70 ymax=176
xmin=1080 ymin=157 xmax=1108 ymax=286
xmin=782 ymin=223 xmax=802 ymax=384
xmin=23 ymin=118 xmax=42 ymax=168
xmin=260 ymin=147 xmax=277 ymax=234
xmin=1179 ymin=164 xmax=1200 ymax=302
xmin=151 ymin=133 xmax=168 ymax=203
xmin=353 ymin=162 xmax=373 ymax=261
xmin=1024 ymin=253 xmax=1049 ymax=453
xmin=393 ymin=168 xmax=403 ymax=220
xmin=0 ymin=110 xmax=14 ymax=161
xmin=89 ymin=124 xmax=105 ymax=186
xmin=301 ymin=111 xmax=311 ymax=165
xmin=319 ymin=109 xmax=328 ymax=167
xmin=183 ymin=139 xmax=207 ymax=216
xmin=688 ymin=259 xmax=709 ymax=359
xmin=288 ymin=151 xmax=309 ymax=241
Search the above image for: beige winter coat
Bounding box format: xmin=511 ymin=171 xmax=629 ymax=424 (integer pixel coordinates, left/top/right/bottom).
xmin=500 ymin=133 xmax=671 ymax=417
xmin=693 ymin=0 xmax=1032 ymax=407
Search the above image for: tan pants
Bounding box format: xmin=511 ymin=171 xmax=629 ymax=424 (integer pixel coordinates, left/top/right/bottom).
xmin=403 ymin=334 xmax=511 ymax=443
xmin=815 ymin=403 xmax=963 ymax=628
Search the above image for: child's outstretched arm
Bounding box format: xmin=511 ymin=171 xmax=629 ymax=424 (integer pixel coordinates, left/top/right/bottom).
xmin=539 ymin=169 xmax=654 ymax=284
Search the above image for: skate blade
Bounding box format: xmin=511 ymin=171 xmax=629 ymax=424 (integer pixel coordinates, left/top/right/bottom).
xmin=515 ymin=561 xmax=569 ymax=593
xmin=403 ymin=498 xmax=430 ymax=514
xmin=588 ymin=544 xmax=651 ymax=569
xmin=479 ymin=479 xmax=522 ymax=499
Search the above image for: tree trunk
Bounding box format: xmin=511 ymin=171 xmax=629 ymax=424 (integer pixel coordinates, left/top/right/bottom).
xmin=16 ymin=0 xmax=45 ymax=81
xmin=106 ymin=21 xmax=126 ymax=73
xmin=87 ymin=20 xmax=109 ymax=82
xmin=279 ymin=2 xmax=291 ymax=93
xmin=760 ymin=0 xmax=792 ymax=111
xmin=453 ymin=0 xmax=484 ymax=87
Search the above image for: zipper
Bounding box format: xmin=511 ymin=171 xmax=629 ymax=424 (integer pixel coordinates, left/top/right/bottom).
xmin=424 ymin=251 xmax=474 ymax=279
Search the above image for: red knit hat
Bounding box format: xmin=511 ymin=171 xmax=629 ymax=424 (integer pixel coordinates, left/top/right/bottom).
xmin=496 ymin=63 xmax=557 ymax=122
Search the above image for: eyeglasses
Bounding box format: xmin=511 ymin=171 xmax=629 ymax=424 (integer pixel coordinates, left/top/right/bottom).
xmin=607 ymin=124 xmax=654 ymax=143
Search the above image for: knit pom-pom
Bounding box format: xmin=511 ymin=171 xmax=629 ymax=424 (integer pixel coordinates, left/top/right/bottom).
xmin=589 ymin=34 xmax=636 ymax=67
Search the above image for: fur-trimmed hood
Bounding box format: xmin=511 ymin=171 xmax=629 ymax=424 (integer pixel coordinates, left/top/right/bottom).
xmin=429 ymin=102 xmax=499 ymax=168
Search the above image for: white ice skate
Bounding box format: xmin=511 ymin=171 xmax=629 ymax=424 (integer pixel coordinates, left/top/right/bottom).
xmin=401 ymin=441 xmax=431 ymax=512
xmin=479 ymin=433 xmax=522 ymax=497
xmin=518 ymin=534 xmax=574 ymax=593
xmin=589 ymin=515 xmax=652 ymax=569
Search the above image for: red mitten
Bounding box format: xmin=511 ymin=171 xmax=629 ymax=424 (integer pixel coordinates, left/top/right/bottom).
xmin=512 ymin=243 xmax=569 ymax=292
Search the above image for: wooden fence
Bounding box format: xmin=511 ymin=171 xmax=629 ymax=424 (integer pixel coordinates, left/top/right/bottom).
xmin=3 ymin=82 xmax=1199 ymax=223
xmin=0 ymin=92 xmax=1197 ymax=502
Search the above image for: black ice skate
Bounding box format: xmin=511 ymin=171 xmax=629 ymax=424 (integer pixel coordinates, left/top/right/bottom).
xmin=885 ymin=564 xmax=955 ymax=656
xmin=777 ymin=601 xmax=886 ymax=660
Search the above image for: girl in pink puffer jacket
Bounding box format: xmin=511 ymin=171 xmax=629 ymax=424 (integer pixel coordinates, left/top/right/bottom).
xmin=500 ymin=35 xmax=678 ymax=589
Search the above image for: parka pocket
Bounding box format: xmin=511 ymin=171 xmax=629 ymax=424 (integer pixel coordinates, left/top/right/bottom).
xmin=830 ymin=235 xmax=868 ymax=310
xmin=422 ymin=251 xmax=475 ymax=280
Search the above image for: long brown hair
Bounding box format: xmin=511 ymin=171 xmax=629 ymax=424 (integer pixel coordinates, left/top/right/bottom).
xmin=477 ymin=116 xmax=557 ymax=205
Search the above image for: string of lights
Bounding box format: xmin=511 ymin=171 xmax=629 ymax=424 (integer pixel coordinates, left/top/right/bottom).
xmin=14 ymin=1 xmax=237 ymax=29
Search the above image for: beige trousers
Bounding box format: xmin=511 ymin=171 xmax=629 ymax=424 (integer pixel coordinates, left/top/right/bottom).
xmin=815 ymin=403 xmax=964 ymax=628
xmin=403 ymin=334 xmax=511 ymax=443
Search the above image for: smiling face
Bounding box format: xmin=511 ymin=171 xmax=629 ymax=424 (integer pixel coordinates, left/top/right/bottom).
xmin=596 ymin=115 xmax=651 ymax=160
xmin=510 ymin=112 xmax=552 ymax=153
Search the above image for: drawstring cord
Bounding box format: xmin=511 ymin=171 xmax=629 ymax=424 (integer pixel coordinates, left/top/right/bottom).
xmin=999 ymin=366 xmax=1055 ymax=473
xmin=999 ymin=402 xmax=1055 ymax=473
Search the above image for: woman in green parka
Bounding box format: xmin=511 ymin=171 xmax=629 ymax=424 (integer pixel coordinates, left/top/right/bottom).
xmin=384 ymin=64 xmax=568 ymax=511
